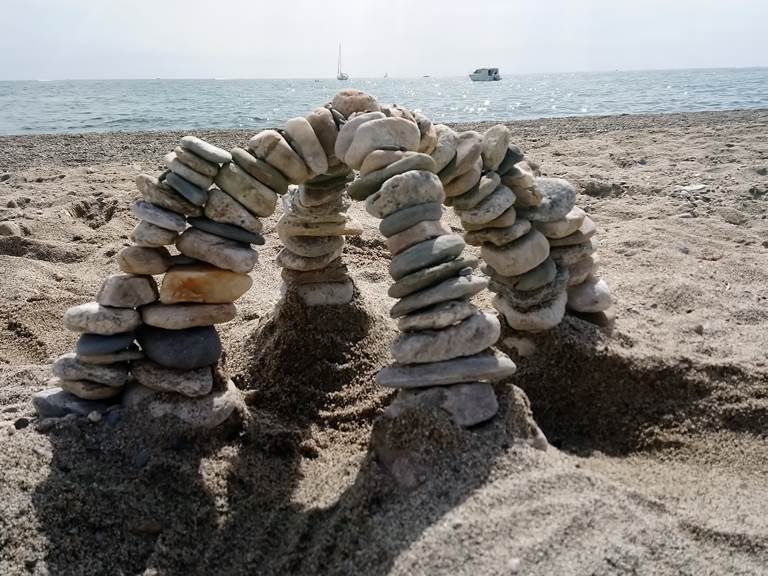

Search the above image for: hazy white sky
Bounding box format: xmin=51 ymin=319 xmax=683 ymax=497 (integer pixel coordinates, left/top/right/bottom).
xmin=1 ymin=0 xmax=766 ymax=80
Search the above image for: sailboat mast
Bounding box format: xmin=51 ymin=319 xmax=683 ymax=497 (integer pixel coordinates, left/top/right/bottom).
xmin=337 ymin=43 xmax=341 ymax=75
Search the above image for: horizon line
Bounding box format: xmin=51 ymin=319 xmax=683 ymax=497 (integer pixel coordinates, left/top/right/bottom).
xmin=2 ymin=64 xmax=766 ymax=83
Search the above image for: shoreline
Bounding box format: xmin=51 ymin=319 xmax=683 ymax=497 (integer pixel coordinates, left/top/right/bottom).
xmin=2 ymin=109 xmax=768 ymax=170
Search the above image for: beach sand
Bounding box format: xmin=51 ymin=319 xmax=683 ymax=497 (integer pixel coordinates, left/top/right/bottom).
xmin=0 ymin=110 xmax=767 ymax=575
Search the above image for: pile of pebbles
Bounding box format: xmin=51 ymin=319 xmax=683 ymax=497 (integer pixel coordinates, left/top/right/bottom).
xmin=266 ymin=109 xmax=362 ymax=305
xmin=438 ymin=123 xmax=612 ymax=331
xmin=334 ymin=90 xmax=517 ymax=427
xmin=36 ymin=136 xmax=271 ymax=428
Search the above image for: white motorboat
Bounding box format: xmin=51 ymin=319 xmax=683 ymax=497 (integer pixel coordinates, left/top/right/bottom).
xmin=469 ymin=68 xmax=501 ymax=81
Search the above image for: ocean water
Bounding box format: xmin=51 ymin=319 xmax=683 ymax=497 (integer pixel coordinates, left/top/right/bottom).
xmin=0 ymin=68 xmax=766 ymax=135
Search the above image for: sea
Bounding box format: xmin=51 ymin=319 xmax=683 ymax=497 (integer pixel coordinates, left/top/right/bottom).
xmin=0 ymin=68 xmax=766 ymax=136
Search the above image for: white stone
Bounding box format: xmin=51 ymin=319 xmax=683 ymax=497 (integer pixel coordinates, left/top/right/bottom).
xmin=63 ymin=302 xmax=141 ymax=335
xmin=493 ymin=291 xmax=567 ymax=332
xmin=481 ymin=229 xmax=550 ymax=277
xmin=567 ymin=276 xmax=612 ymax=313
xmin=344 ymin=117 xmax=421 ymax=169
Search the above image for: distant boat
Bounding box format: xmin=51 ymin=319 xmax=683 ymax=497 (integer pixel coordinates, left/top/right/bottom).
xmin=337 ymin=44 xmax=349 ymax=81
xmin=469 ymin=68 xmax=501 ymax=82
xmin=384 ymin=72 xmax=388 ymax=78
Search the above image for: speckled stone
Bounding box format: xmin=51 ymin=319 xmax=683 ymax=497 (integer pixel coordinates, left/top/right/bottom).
xmin=135 ymin=174 xmax=202 ymax=216
xmin=465 ymin=219 xmax=531 ymax=247
xmin=52 ymin=352 xmax=128 ymax=387
xmin=348 ymin=153 xmax=436 ymax=201
xmin=132 ymin=200 xmax=187 ymax=232
xmin=365 ymin=170 xmax=444 ymax=219
xmin=386 ymin=382 xmax=499 ymax=427
xmin=388 ymin=255 xmax=479 ymax=299
xmin=116 ymin=246 xmax=171 ymax=275
xmin=130 ymin=220 xmax=179 ymax=248
xmin=131 ymin=360 xmax=213 ymax=398
xmin=214 ymin=162 xmax=277 ymax=217
xmin=516 ymin=178 xmax=577 ymax=222
xmin=64 ymin=302 xmax=141 ymax=335
xmin=204 ymin=188 xmax=263 ymax=234
xmin=481 ymin=229 xmax=550 ymax=276
xmin=397 ymin=300 xmax=477 ymax=332
xmin=59 ymin=378 xmax=123 ymax=400
xmin=141 ymin=303 xmax=237 ymax=330
xmin=96 ymin=273 xmax=158 ymax=308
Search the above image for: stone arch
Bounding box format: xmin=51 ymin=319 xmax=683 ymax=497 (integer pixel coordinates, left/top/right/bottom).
xmin=39 ymin=89 xmax=610 ymax=432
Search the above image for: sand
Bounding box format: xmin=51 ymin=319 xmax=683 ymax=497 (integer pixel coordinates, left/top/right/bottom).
xmin=1 ymin=109 xmax=767 ymax=575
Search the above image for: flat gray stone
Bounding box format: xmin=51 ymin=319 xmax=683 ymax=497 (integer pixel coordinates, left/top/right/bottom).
xmin=164 ymin=171 xmax=209 ymax=206
xmin=176 ymin=228 xmax=258 ymax=273
xmin=365 ymin=170 xmax=444 ymax=219
xmin=306 ymin=107 xmax=340 ymax=167
xmin=517 ymin=178 xmax=577 ymax=222
xmin=58 ymin=377 xmax=123 ymax=400
xmin=130 ymin=220 xmax=179 ymax=248
xmin=141 ymin=303 xmax=237 ymax=330
xmin=489 ymin=265 xmax=569 ymax=308
xmin=174 ymin=145 xmax=219 ymax=177
xmin=389 ymin=234 xmax=465 ymax=281
xmin=76 ymin=347 xmax=144 ymax=365
xmin=387 ymin=220 xmax=449 ymax=255
xmin=379 ymin=202 xmax=443 ymax=238
xmin=96 ymin=273 xmax=158 ymax=308
xmin=397 ymin=299 xmax=477 ymax=331
xmin=137 ymin=325 xmax=221 ymax=370
xmin=550 ymin=238 xmax=597 ymax=266
xmin=276 ymin=246 xmax=342 ymax=272
xmin=455 ymin=185 xmax=516 ymax=226
xmin=414 ymin=111 xmax=437 ymax=154
xmin=180 ymin=135 xmax=232 ymax=164
xmin=389 ymin=255 xmax=478 ymax=299
xmin=64 ymin=302 xmax=141 ymax=335
xmin=166 ymin=154 xmax=214 ymax=189
xmin=231 ymin=147 xmax=289 ymax=194
xmin=204 ymin=188 xmax=263 ymax=234
xmin=486 ymin=256 xmax=558 ymax=291
xmin=281 ymin=258 xmax=348 ymax=285
xmin=214 ymin=162 xmax=277 ymax=217
xmin=378 ymin=351 xmax=517 ymax=389
xmin=131 ymin=360 xmax=213 ymax=398
xmin=132 ymin=200 xmax=187 ymax=232
xmin=292 ymin=279 xmax=354 ymax=306
xmin=391 ymin=274 xmax=486 ymax=318
xmin=443 ymin=157 xmax=482 ymax=198
xmin=391 ymin=312 xmax=500 ymax=364
xmin=280 ymin=234 xmax=344 ymax=258
xmin=493 ymin=291 xmax=567 ymax=332
xmin=123 ymin=378 xmax=243 ymax=430
xmin=450 ymin=171 xmax=500 ymax=211
xmin=567 ymin=276 xmax=611 ymax=313
xmin=465 ymin=219 xmax=531 ymax=247
xmin=116 ymin=246 xmax=171 ymax=275
xmin=429 ymin=124 xmax=459 ymax=173
xmin=281 ymin=186 xmax=350 ymax=223
xmin=387 ymin=382 xmax=498 ymax=427
xmin=247 ymin=129 xmax=310 ymax=185
xmin=482 ymin=125 xmax=511 ymax=171
xmin=348 ymin=153 xmax=436 ymax=201
xmin=76 ymin=332 xmax=135 ymax=356
xmin=52 ymin=352 xmax=128 ymax=386
xmin=33 ymin=386 xmax=112 ymax=418
xmin=188 ymin=217 xmax=265 ymax=245
xmin=135 ymin=174 xmax=202 ymax=217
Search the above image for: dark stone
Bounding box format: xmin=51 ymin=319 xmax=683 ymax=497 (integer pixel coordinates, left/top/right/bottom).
xmin=164 ymin=171 xmax=208 ymax=206
xmin=496 ymin=144 xmax=525 ymax=175
xmin=32 ymin=388 xmax=112 ymax=419
xmin=137 ymin=325 xmax=222 ymax=370
xmin=75 ymin=332 xmax=135 ymax=356
xmin=188 ymin=217 xmax=265 ymax=245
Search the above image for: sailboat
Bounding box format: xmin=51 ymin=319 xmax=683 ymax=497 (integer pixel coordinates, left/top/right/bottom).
xmin=336 ymin=44 xmax=349 ymax=81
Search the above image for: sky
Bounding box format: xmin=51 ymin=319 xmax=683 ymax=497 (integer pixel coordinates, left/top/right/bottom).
xmin=1 ymin=0 xmax=766 ymax=80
